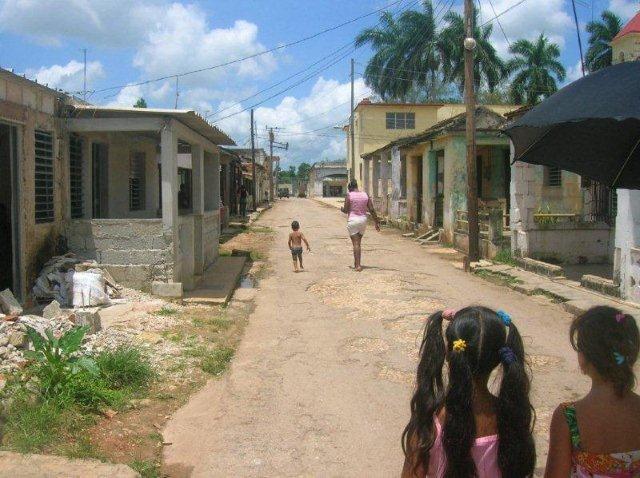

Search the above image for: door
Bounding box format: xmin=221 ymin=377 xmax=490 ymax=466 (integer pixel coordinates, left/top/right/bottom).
xmin=416 ymin=157 xmax=423 ymax=223
xmin=0 ymin=124 xmax=19 ymax=294
xmin=92 ymin=143 xmax=108 ymax=218
xmin=435 ymin=151 xmax=444 ymax=227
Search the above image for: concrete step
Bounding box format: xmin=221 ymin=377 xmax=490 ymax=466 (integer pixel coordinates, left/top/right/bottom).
xmin=183 ymin=256 xmax=247 ymax=305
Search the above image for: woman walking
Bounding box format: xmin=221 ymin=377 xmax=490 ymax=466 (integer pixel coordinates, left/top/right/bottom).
xmin=342 ymin=180 xmax=380 ymax=271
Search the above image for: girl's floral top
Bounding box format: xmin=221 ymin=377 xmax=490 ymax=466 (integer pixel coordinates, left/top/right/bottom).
xmin=562 ymin=403 xmax=640 ymax=477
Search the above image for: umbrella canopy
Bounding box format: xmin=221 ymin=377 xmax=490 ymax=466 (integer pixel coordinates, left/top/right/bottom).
xmin=504 ymin=61 xmax=640 ymax=189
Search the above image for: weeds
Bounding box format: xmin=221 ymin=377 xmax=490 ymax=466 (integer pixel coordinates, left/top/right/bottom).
xmin=187 ymin=345 xmax=235 ymax=375
xmin=130 ymin=459 xmax=161 ymax=478
xmin=474 ymin=269 xmax=523 ymax=287
xmin=96 ymin=347 xmax=155 ymax=391
xmin=155 ymin=306 xmax=178 ymax=316
xmin=493 ymin=248 xmax=518 ymax=266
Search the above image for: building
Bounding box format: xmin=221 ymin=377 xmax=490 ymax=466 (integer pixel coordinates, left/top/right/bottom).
xmin=610 ymin=10 xmax=640 ymax=63
xmin=0 ymin=67 xmax=234 ymax=300
xmin=308 ymin=160 xmax=348 ymax=198
xmin=345 ymin=99 xmax=517 ymax=192
xmin=219 ymin=147 xmax=243 ymax=226
xmin=226 ymin=147 xmax=271 ymax=207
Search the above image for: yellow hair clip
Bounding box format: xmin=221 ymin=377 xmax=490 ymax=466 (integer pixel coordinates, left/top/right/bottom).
xmin=453 ymin=339 xmax=467 ymax=352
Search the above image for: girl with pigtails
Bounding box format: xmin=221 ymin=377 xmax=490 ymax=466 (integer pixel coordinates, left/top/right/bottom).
xmin=401 ymin=306 xmax=536 ymax=478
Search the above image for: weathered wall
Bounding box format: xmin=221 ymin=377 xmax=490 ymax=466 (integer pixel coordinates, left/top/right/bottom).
xmin=203 ymin=210 xmax=220 ymax=268
xmin=612 ymin=33 xmax=640 ymax=64
xmin=614 ymin=190 xmax=640 ymax=303
xmin=525 ymin=224 xmax=612 ymax=264
xmin=65 ymin=219 xmax=173 ymax=290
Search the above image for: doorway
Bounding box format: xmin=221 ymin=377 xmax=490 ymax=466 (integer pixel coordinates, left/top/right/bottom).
xmin=92 ymin=143 xmax=109 ymax=218
xmin=434 ymin=151 xmax=444 ymax=227
xmin=416 ymin=157 xmax=423 ymax=223
xmin=0 ymin=123 xmax=20 ymax=294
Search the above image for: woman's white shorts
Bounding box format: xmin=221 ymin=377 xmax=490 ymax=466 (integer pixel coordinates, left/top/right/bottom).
xmin=347 ymin=215 xmax=368 ymax=236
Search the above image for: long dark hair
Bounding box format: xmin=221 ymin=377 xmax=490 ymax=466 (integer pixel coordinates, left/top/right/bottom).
xmin=570 ymin=306 xmax=639 ymax=396
xmin=402 ymin=306 xmax=536 ymax=477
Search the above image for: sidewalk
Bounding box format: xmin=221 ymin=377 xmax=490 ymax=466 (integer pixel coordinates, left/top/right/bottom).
xmin=312 ymin=196 xmax=344 ymax=210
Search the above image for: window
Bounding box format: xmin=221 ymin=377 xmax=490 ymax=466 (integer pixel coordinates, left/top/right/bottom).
xmin=69 ymin=134 xmax=83 ymax=219
xmin=178 ymin=167 xmax=193 ymax=214
xmin=386 ymin=112 xmax=415 ymax=130
xmin=35 ymin=130 xmax=54 ymax=223
xmin=544 ymin=166 xmax=562 ymax=187
xmin=129 ymin=152 xmax=146 ymax=211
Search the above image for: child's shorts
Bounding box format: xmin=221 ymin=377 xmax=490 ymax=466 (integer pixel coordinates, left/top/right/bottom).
xmin=291 ymin=247 xmax=303 ymax=261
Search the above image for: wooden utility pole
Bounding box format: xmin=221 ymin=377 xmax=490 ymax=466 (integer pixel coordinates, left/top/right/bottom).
xmin=251 ymin=109 xmax=257 ymax=211
xmin=269 ymin=127 xmax=274 ymax=203
xmin=350 ymin=58 xmax=355 ymax=181
xmin=266 ymin=126 xmax=288 ymax=201
xmin=464 ymin=0 xmax=479 ymax=263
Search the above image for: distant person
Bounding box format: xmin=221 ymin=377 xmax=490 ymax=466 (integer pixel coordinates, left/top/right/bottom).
xmin=402 ymin=307 xmax=536 ymax=478
xmin=237 ymin=184 xmax=248 ymax=218
xmin=288 ymin=220 xmax=310 ymax=273
xmin=341 ymin=179 xmax=380 ymax=271
xmin=545 ymin=306 xmax=640 ymax=478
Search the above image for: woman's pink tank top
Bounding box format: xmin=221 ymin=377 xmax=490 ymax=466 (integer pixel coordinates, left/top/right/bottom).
xmin=348 ymin=191 xmax=369 ymax=219
xmin=428 ymin=419 xmax=501 ymax=478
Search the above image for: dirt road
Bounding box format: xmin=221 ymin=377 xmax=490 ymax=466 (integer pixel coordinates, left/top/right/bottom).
xmin=163 ymin=198 xmax=588 ymax=477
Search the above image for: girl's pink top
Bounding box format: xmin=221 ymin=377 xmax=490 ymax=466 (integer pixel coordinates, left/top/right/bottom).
xmin=428 ymin=419 xmax=501 ymax=478
xmin=347 ymin=191 xmax=369 ymax=219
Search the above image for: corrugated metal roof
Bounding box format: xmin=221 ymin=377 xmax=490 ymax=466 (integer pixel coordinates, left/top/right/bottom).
xmin=69 ymin=105 xmax=235 ymax=146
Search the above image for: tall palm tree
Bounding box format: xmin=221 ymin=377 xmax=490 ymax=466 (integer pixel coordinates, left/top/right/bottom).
xmin=507 ymin=34 xmax=566 ymax=105
xmin=438 ymin=8 xmax=508 ymax=94
xmin=355 ymin=1 xmax=440 ymax=101
xmin=586 ymin=10 xmax=622 ymax=72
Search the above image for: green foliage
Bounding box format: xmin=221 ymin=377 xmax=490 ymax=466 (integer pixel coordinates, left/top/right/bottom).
xmin=95 ymin=347 xmax=155 ymax=391
xmin=586 ymin=11 xmax=622 ymax=72
xmin=155 ymin=306 xmax=178 ymax=316
xmin=507 ymin=34 xmax=566 ymax=105
xmin=130 ymin=460 xmax=161 ymax=478
xmin=133 ymin=98 xmax=148 ymax=108
xmin=297 ymin=162 xmax=312 ymax=181
xmin=493 ymin=248 xmax=517 ymax=266
xmin=188 ymin=345 xmax=235 ymax=375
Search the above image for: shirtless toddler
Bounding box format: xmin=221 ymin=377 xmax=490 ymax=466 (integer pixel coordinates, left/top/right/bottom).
xmin=288 ymin=220 xmax=310 ymax=272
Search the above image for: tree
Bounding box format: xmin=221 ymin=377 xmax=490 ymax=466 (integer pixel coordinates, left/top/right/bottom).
xmin=133 ymin=98 xmax=147 ymax=108
xmin=586 ymin=10 xmax=622 ymax=72
xmin=297 ymin=163 xmax=312 ymax=181
xmin=355 ymin=1 xmax=441 ymax=101
xmin=507 ymin=34 xmax=566 ymax=105
xmin=439 ymin=8 xmax=508 ymax=94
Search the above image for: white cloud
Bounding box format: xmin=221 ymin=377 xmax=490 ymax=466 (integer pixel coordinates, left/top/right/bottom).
xmin=105 ymin=84 xmax=145 ymax=108
xmin=26 ymin=60 xmax=104 ymax=92
xmin=133 ymin=3 xmax=276 ymax=90
xmin=609 ymin=0 xmax=639 ymax=20
xmin=0 ymin=0 xmax=165 ymax=47
xmin=479 ymin=0 xmax=572 ymax=57
xmin=565 ymin=59 xmax=585 ymax=84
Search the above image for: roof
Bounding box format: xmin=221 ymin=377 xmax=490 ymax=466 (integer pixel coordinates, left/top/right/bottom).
xmin=362 ymin=106 xmax=507 ymax=158
xmin=0 ymin=67 xmax=75 ymax=99
xmin=613 ymin=11 xmax=640 ymax=41
xmin=312 ymin=160 xmax=347 ymax=169
xmin=225 ymin=147 xmax=268 ymax=163
xmin=69 ymin=105 xmax=235 ymax=146
xmin=355 ymin=99 xmax=445 ymax=111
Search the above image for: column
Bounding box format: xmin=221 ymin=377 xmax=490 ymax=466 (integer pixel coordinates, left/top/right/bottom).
xmin=614 ymin=189 xmax=640 ymax=303
xmin=372 ymin=157 xmax=380 ymax=198
xmin=380 ymin=153 xmax=389 ymax=216
xmin=160 ymin=120 xmax=179 ymax=283
xmin=191 ymin=143 xmax=204 ymax=275
xmin=509 ymin=150 xmax=537 ymax=258
xmin=390 ymin=146 xmax=401 ymax=218
xmin=363 ymin=158 xmax=371 ymax=195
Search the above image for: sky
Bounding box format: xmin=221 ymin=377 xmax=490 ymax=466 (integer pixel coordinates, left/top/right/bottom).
xmin=0 ymin=0 xmax=638 ymax=168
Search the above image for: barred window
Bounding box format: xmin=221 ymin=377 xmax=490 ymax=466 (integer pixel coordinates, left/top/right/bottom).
xmin=544 ymin=166 xmax=562 ymax=187
xmin=35 ymin=130 xmax=54 ymax=223
xmin=386 ymin=112 xmax=415 ymax=130
xmin=129 ymin=152 xmax=146 ymax=211
xmin=69 ymin=134 xmax=83 ymax=218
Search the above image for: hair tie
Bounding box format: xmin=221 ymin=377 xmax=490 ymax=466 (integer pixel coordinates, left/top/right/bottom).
xmin=452 ymin=339 xmax=467 ymax=352
xmin=499 ymin=346 xmax=517 ymax=365
xmin=613 ymin=352 xmax=626 ymax=365
xmin=497 ymin=310 xmax=512 ymax=326
xmin=443 ymin=308 xmax=458 ymax=321
xmin=616 ymin=313 xmax=626 ymax=324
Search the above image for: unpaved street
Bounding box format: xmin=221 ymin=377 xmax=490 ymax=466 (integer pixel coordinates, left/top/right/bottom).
xmin=164 ymin=198 xmax=588 ymax=477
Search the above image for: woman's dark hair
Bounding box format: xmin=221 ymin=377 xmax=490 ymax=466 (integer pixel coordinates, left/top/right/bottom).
xmin=348 ymin=179 xmax=358 ymax=192
xmin=402 ymin=306 xmax=536 ymax=478
xmin=291 ymin=220 xmax=300 ymax=230
xmin=570 ymin=306 xmax=639 ymax=396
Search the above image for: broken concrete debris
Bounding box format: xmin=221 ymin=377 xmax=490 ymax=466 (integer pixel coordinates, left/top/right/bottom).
xmin=0 ymin=288 xmax=23 ymax=316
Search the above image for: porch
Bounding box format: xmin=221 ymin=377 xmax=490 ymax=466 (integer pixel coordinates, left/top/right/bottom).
xmin=63 ymin=106 xmax=233 ymax=294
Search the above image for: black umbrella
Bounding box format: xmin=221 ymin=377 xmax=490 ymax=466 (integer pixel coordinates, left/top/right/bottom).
xmin=504 ymin=61 xmax=640 ymax=189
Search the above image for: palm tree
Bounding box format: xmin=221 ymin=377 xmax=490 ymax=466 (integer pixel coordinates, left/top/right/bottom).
xmin=586 ymin=10 xmax=622 ymax=72
xmin=355 ymin=1 xmax=440 ymax=101
xmin=438 ymin=8 xmax=508 ymax=94
xmin=507 ymin=34 xmax=566 ymax=105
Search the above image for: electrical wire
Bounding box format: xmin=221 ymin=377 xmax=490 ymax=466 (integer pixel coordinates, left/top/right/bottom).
xmin=487 ymin=0 xmax=511 ymax=47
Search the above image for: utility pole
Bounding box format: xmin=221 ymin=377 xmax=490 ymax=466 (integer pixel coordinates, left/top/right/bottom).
xmin=82 ymin=48 xmax=87 ymax=102
xmin=571 ymin=0 xmax=586 ymax=76
xmin=174 ymin=77 xmax=180 ymax=109
xmin=266 ymin=126 xmax=289 ymax=201
xmin=251 ymin=109 xmax=257 ymax=211
xmin=464 ymin=0 xmax=479 ymax=263
xmin=350 ymin=58 xmax=355 ymax=181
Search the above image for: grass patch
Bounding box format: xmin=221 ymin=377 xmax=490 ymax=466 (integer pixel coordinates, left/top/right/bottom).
xmin=155 ymin=306 xmax=178 ymax=316
xmin=493 ymin=248 xmax=518 ymax=266
xmin=187 ymin=345 xmax=235 ymax=376
xmin=249 ymin=226 xmax=274 ymax=234
xmin=532 ymin=288 xmax=568 ymax=303
xmin=250 ymin=250 xmax=266 ymax=261
xmin=192 ymin=315 xmax=232 ymax=332
xmin=130 ymin=459 xmax=161 ymax=478
xmin=96 ymin=347 xmax=155 ymax=391
xmin=474 ymin=269 xmax=523 ymax=287
xmin=218 ymin=249 xmax=233 ymax=256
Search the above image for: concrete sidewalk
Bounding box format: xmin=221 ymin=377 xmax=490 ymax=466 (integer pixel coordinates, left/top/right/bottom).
xmin=0 ymin=452 xmax=139 ymax=478
xmin=184 ymin=256 xmax=247 ymax=305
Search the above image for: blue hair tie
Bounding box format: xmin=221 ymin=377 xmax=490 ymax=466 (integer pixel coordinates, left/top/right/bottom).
xmin=499 ymin=346 xmax=517 ymax=365
xmin=613 ymin=352 xmax=626 ymax=366
xmin=497 ymin=310 xmax=511 ymax=326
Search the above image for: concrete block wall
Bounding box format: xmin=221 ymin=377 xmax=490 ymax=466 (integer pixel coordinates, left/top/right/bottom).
xmin=65 ymin=219 xmax=173 ymax=290
xmin=203 ymin=210 xmax=220 ymax=268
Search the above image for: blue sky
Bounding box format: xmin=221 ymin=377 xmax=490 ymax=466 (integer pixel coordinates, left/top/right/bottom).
xmin=1 ymin=0 xmax=638 ymax=166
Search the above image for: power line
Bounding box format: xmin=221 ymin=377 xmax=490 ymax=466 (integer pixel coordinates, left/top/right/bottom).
xmin=76 ymin=0 xmax=407 ymax=96
xmin=487 ymin=0 xmax=511 ymax=47
xmin=479 ymin=0 xmax=529 ymax=28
